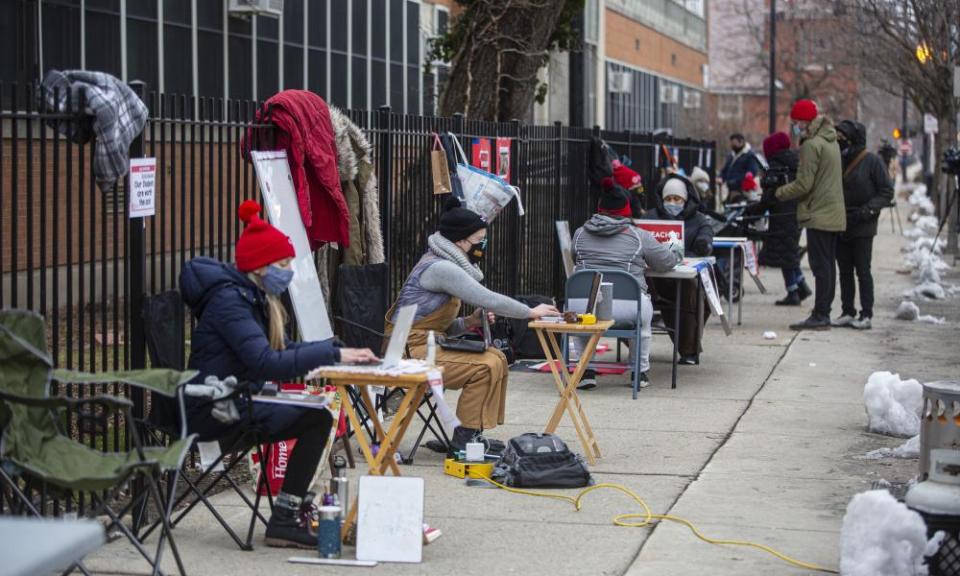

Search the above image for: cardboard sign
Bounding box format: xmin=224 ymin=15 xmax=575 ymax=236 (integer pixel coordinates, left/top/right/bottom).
xmin=495 ymin=138 xmax=511 ymax=183
xmin=744 ymin=240 xmax=759 ymax=276
xmin=635 ymin=219 xmax=685 ymax=246
xmin=128 ymin=157 xmax=157 ymax=218
xmin=357 ymin=476 xmax=425 ymax=563
xmin=699 ymin=266 xmax=732 ymax=335
xmin=471 ymin=138 xmax=492 ymax=172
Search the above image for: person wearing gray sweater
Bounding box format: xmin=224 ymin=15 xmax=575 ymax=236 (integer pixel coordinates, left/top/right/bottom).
xmin=570 ymin=179 xmax=681 ymax=389
xmin=388 ymin=197 xmax=559 ymax=452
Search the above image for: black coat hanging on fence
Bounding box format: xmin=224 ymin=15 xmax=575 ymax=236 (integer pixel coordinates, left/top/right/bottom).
xmin=335 ymin=263 xmax=390 ymax=353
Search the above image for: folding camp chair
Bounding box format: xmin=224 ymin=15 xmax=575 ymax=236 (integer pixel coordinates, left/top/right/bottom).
xmin=0 ymin=309 xmax=196 ymax=576
xmin=138 ymin=290 xmax=274 ymax=552
xmin=335 ymin=263 xmax=450 ymax=463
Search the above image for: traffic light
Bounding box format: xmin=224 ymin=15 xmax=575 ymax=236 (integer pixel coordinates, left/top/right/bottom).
xmin=892 ymin=127 xmax=902 ymax=140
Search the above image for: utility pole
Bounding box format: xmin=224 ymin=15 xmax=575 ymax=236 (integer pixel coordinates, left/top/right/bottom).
xmin=768 ymin=0 xmax=777 ymax=134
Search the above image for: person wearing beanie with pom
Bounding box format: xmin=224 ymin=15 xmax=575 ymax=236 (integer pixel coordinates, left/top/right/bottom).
xmin=642 ymin=173 xmax=714 ymax=365
xmin=179 ymin=200 xmax=377 ymax=549
xmin=752 ymin=131 xmax=811 ymax=306
xmin=387 ymin=196 xmax=560 ymax=453
xmin=613 ymin=163 xmax=646 ymax=217
xmin=570 ymin=178 xmax=680 ymax=390
xmin=775 ymin=99 xmax=846 ymax=330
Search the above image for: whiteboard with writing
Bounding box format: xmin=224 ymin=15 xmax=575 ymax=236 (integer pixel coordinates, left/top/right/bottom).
xmin=357 ymin=476 xmax=424 ymax=563
xmin=250 ymin=150 xmax=334 ymax=342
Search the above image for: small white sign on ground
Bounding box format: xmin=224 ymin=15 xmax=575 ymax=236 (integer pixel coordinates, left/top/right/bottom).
xmin=250 ymin=150 xmax=333 ymax=341
xmin=356 ymin=476 xmax=424 ymax=563
xmin=129 ymin=157 xmax=156 ymax=218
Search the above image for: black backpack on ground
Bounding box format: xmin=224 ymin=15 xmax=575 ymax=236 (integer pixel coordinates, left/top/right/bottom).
xmin=507 ymin=295 xmax=556 ymax=359
xmin=492 ymin=433 xmax=592 ymax=488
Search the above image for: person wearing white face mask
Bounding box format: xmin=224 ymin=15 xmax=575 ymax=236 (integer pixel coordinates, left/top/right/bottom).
xmin=690 ymin=166 xmax=713 ymax=205
xmin=642 ymin=174 xmax=714 ymax=365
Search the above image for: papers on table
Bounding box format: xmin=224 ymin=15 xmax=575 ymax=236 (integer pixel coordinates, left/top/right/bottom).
xmin=307 ymin=359 xmax=435 ymax=380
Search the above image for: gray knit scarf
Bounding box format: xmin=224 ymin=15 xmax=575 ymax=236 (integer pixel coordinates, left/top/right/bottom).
xmin=427 ymin=232 xmax=484 ymax=283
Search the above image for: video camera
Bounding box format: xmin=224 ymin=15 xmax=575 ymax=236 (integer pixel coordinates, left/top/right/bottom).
xmin=761 ymin=164 xmax=791 ymax=191
xmin=943 ymin=147 xmax=960 ymax=176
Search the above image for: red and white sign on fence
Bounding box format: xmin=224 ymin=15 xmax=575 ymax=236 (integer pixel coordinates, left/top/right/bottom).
xmin=634 ymin=219 xmax=685 ymax=246
xmin=128 ymin=157 xmax=157 ymax=218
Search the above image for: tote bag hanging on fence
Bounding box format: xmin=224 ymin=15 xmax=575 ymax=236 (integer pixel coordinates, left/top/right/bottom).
xmin=431 ymin=133 xmax=453 ymax=195
xmin=448 ymin=133 xmax=524 ymax=222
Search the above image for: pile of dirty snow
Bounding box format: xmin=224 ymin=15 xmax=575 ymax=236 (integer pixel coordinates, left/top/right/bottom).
xmin=864 ymin=435 xmax=920 ymax=460
xmin=863 ymin=371 xmax=923 ymax=438
xmin=840 ymin=490 xmax=943 ymax=576
xmin=898 ymin=185 xmax=954 ymax=306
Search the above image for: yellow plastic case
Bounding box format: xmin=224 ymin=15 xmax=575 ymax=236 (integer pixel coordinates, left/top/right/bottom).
xmin=444 ymin=457 xmax=495 ymax=479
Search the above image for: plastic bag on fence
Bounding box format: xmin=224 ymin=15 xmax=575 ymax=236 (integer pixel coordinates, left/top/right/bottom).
xmin=439 ymin=133 xmax=465 ymax=199
xmin=431 ymin=133 xmax=453 ymax=195
xmin=448 ymin=133 xmax=524 ymax=222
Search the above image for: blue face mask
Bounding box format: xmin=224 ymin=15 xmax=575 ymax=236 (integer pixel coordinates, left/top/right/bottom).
xmin=791 ymin=124 xmax=804 ymax=138
xmin=262 ymin=265 xmax=294 ymax=296
xmin=664 ymin=203 xmax=684 ymax=218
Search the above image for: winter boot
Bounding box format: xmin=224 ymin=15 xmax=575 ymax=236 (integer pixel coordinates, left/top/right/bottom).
xmin=775 ymin=290 xmax=802 ymax=306
xmin=264 ymin=493 xmax=318 ymax=549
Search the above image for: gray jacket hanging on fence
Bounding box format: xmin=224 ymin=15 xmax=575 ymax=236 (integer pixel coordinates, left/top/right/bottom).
xmin=317 ymin=106 xmax=386 ymax=305
xmin=40 ymin=69 xmax=148 ymax=193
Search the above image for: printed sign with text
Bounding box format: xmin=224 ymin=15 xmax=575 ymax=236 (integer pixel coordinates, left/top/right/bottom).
xmin=471 ymin=138 xmax=492 ymax=172
xmin=634 ymin=219 xmax=685 ymax=246
xmin=495 ymin=137 xmax=511 ymax=183
xmin=128 ymin=157 xmax=157 ymax=218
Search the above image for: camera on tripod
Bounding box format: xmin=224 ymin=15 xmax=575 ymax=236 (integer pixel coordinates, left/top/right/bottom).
xmin=942 ymin=147 xmax=960 ymax=176
xmin=761 ymin=165 xmax=791 ymax=190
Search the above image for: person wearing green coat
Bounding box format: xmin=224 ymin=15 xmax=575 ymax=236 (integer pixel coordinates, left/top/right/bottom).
xmin=775 ymin=99 xmax=846 ymax=330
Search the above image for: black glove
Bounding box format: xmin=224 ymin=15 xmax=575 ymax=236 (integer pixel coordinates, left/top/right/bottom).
xmin=859 ymin=205 xmax=875 ymax=221
xmin=692 ymin=238 xmax=712 ymax=257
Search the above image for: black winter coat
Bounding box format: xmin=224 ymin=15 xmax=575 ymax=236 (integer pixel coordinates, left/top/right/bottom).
xmin=758 ymin=150 xmax=802 ymax=269
xmin=642 ymin=174 xmax=714 ymax=256
xmin=837 ymin=120 xmax=895 ymax=238
xmin=720 ymin=146 xmax=763 ymax=192
xmin=179 ymin=257 xmax=340 ymax=392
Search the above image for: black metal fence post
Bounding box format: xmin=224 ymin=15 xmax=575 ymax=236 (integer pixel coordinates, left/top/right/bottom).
xmin=127 ymin=83 xmax=148 ymax=376
xmin=509 ymin=119 xmax=522 ymax=296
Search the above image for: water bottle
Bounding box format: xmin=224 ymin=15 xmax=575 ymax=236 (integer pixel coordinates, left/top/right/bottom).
xmin=426 ymin=330 xmax=437 ymax=365
xmin=317 ymin=505 xmax=342 ymax=558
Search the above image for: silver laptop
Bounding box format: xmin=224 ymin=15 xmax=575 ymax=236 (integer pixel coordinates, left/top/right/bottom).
xmin=339 ymin=304 xmax=417 ymax=370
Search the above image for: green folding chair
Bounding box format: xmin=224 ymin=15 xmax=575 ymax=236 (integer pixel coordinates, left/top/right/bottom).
xmin=0 ymin=309 xmax=197 ymax=576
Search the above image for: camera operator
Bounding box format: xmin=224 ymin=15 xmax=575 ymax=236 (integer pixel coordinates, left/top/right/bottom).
xmin=832 ymin=120 xmax=894 ymax=330
xmin=751 ymin=132 xmax=811 ymax=305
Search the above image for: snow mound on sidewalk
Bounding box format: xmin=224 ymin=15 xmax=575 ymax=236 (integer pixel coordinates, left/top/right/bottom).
xmin=864 ymin=371 xmax=923 ymax=438
xmin=918 ymin=314 xmax=947 ymax=325
xmin=895 ymin=301 xmax=920 ymax=320
xmin=904 ymin=282 xmax=947 ymax=300
xmin=840 ymin=490 xmax=942 ymax=576
xmin=864 ymin=435 xmax=920 ymax=460
xmin=908 ymin=186 xmax=935 ymax=216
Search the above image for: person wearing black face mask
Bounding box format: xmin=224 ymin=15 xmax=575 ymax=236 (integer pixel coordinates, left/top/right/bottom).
xmin=386 ymin=196 xmax=560 ymax=453
xmin=719 ymin=133 xmax=762 ymax=203
xmin=832 ymin=120 xmax=894 ymax=330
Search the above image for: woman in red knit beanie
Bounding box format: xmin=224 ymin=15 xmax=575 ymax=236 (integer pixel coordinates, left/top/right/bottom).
xmin=179 ymin=200 xmax=376 ymax=549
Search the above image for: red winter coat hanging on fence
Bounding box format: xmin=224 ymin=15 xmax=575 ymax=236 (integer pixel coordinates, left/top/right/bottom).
xmin=241 ymin=90 xmax=350 ymax=250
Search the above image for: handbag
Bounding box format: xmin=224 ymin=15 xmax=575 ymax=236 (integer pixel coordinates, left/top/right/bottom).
xmin=431 ymin=133 xmax=453 ymax=195
xmin=437 ymin=334 xmax=487 ymax=353
xmin=448 ymin=132 xmax=524 ymax=223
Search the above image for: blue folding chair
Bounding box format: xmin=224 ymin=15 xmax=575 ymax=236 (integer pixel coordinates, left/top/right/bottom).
xmin=565 ymin=269 xmax=654 ymax=399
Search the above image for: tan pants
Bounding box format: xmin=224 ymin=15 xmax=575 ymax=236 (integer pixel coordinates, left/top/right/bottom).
xmin=407 ymin=337 xmax=508 ymax=430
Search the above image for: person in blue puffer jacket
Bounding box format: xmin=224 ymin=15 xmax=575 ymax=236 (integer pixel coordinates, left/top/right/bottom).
xmin=180 ymin=200 xmax=376 ymax=549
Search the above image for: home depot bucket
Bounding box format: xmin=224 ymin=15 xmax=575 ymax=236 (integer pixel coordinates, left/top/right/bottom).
xmin=920 ymin=380 xmax=960 ymax=480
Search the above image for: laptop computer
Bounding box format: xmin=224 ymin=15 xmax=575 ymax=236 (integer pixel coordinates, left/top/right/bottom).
xmin=584 ymin=272 xmax=603 ymax=315
xmin=338 ymin=303 xmax=417 ymax=370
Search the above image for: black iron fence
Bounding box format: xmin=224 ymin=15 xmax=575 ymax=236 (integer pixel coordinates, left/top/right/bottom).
xmin=0 ymin=81 xmax=714 ymax=497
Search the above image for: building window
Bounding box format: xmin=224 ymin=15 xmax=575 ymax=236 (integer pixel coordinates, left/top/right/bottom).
xmin=717 ymin=94 xmax=742 ymax=120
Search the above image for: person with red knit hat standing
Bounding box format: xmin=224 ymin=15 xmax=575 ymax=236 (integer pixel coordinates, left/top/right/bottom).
xmin=612 ymin=161 xmax=646 ymax=217
xmin=775 ymin=99 xmax=846 ymax=330
xmin=179 ymin=200 xmax=377 ymax=549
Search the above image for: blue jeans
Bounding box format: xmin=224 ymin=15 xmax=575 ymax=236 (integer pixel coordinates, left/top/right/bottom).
xmin=781 ymin=267 xmax=805 ymax=292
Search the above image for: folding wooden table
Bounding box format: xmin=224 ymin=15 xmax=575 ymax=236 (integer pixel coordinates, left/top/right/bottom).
xmin=529 ymin=320 xmax=614 ymax=465
xmin=308 ymin=368 xmax=434 ymax=540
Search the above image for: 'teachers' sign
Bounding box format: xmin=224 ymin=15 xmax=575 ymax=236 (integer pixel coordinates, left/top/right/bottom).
xmin=634 ymin=219 xmax=684 ymax=246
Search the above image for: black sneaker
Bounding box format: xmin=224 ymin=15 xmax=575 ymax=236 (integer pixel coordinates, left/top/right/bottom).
xmin=629 ymin=371 xmax=650 ymax=389
xmin=678 ymin=354 xmax=699 ymax=365
xmin=789 ymin=315 xmax=831 ymax=331
xmin=264 ymin=499 xmax=319 ymax=549
xmin=775 ymin=291 xmax=802 ymax=306
xmin=577 ymin=369 xmax=598 ymax=390
xmin=448 ymin=426 xmax=504 ymax=456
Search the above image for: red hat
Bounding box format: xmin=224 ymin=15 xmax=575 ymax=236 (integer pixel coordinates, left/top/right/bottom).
xmin=598 ymin=177 xmax=633 ymax=218
xmin=790 ymin=99 xmax=818 ymax=122
xmin=613 ymin=164 xmax=642 ymax=190
xmin=742 ymin=172 xmax=757 ymax=192
xmin=235 ymin=200 xmax=295 ymax=273
xmin=763 ymin=131 xmax=792 ymax=158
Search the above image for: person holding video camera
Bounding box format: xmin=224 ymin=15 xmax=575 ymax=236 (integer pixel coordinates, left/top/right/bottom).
xmin=753 ymin=132 xmax=812 ymax=306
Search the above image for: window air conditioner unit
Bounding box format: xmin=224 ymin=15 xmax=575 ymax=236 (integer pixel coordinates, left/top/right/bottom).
xmin=229 ymin=0 xmax=283 ymax=18
xmin=683 ymin=90 xmax=701 ymax=109
xmin=659 ymin=83 xmax=679 ymax=104
xmin=608 ymin=71 xmax=633 ymax=94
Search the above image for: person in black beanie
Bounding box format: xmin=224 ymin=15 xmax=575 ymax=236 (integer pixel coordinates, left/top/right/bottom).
xmin=385 ymin=196 xmax=559 ymax=453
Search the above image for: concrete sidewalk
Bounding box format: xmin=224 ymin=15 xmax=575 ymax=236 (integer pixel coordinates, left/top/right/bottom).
xmin=87 ymin=207 xmax=958 ymax=575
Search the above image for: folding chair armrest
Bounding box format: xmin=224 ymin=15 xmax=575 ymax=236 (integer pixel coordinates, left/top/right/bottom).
xmin=0 ymin=388 xmax=134 ymax=410
xmin=52 ymin=368 xmax=198 ymax=397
